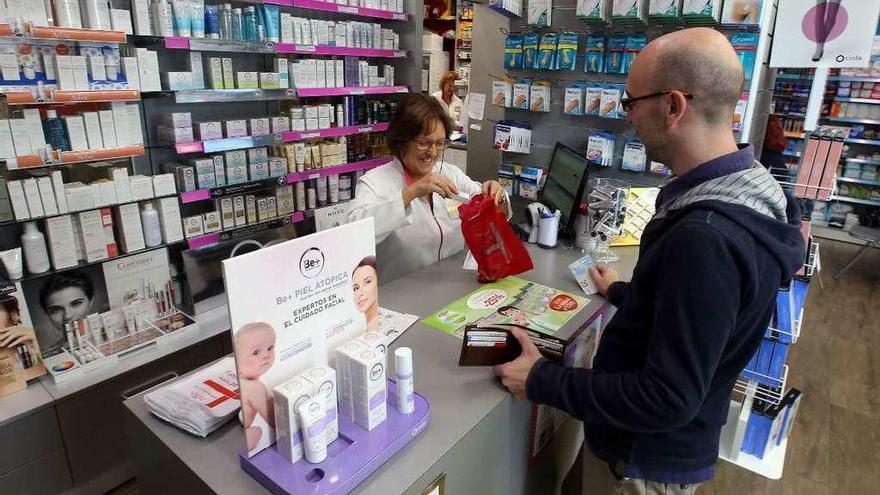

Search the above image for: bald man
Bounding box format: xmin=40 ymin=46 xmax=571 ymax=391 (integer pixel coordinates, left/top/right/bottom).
xmin=494 ymin=29 xmax=805 ymax=494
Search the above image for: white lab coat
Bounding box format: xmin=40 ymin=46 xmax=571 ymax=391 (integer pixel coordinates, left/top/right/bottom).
xmin=432 ymin=91 xmax=464 ymax=125
xmin=345 ymin=158 xmax=496 ymax=283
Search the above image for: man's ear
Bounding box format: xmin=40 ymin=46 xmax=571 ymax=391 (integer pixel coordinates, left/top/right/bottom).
xmin=666 ymin=91 xmax=689 ymax=126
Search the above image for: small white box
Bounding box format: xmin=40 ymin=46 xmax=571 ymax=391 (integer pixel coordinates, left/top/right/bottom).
xmin=70 ymin=55 xmax=89 ymax=91
xmin=233 ymin=196 xmax=246 ymax=226
xmin=127 ymin=104 xmax=144 ymax=145
xmin=0 ymin=120 xmax=15 ymax=158
xmin=248 ymin=147 xmax=269 ymax=165
xmin=137 ymin=49 xmax=161 ymax=92
xmin=218 ymin=197 xmax=234 ymax=229
xmin=7 ymin=181 xmax=30 ymax=220
xmin=114 ymin=203 xmax=146 ymax=253
xmin=224 ymin=120 xmax=248 ymax=138
xmin=157 ymin=126 xmax=194 ymax=144
xmin=156 ymin=197 xmax=184 ymax=242
xmin=207 ymin=57 xmax=224 ymax=89
xmin=9 ymin=119 xmax=32 ymax=156
xmin=245 ymin=195 xmax=257 ymax=223
xmin=65 ymin=183 xmax=94 ymax=212
xmin=111 ymin=167 xmax=132 ymax=203
xmin=256 ymin=197 xmax=268 ymax=221
xmin=88 ymin=55 xmax=106 ymax=82
xmin=274 ymin=58 xmax=289 ymax=89
xmin=235 ymin=71 xmax=258 ymax=90
xmin=0 ymin=53 xmax=21 ymax=81
xmin=249 ymin=162 xmax=269 ymax=181
xmin=222 ymin=58 xmax=234 ymax=89
xmin=271 ymin=116 xmax=290 ymax=133
xmin=189 ymin=52 xmax=205 ymax=89
xmin=97 ymin=180 xmax=117 ymax=206
xmin=183 ymin=215 xmax=204 ymax=238
xmin=98 ymin=110 xmax=118 ymax=148
xmin=269 ymin=157 xmax=287 ymax=178
xmin=276 ymin=185 xmax=294 ymax=215
xmin=349 ymin=348 xmax=386 ymax=430
xmin=152 ymin=173 xmax=178 ymax=196
xmin=272 ymin=375 xmax=314 ymax=464
xmin=54 ymin=55 xmax=74 ymax=90
xmin=111 ymin=102 xmax=132 ymax=146
xmin=248 ymin=118 xmax=271 ymax=137
xmin=196 ymin=121 xmax=223 ymax=141
xmin=51 ymin=171 xmax=68 ymax=214
xmin=122 ymin=56 xmax=141 ymax=91
xmin=163 ymin=71 xmax=194 ymax=91
xmin=83 ymin=112 xmax=104 ymax=150
xmin=45 ymin=215 xmax=79 ymax=270
xmin=37 ymin=177 xmax=59 ymax=216
xmin=22 ymin=179 xmax=45 ymax=217
xmin=63 ymin=116 xmax=89 ymax=151
xmin=301 ymin=367 xmax=339 ymax=443
xmin=78 ymin=210 xmax=110 ymax=262
xmin=227 ymin=165 xmax=248 ymax=185
xmin=129 ymin=175 xmax=154 ymax=201
xmin=259 ymin=72 xmax=279 ymax=89
xmin=162 ymin=112 xmax=192 ymax=129
xmin=212 ymin=155 xmax=226 ymax=186
xmin=202 ymin=211 xmax=222 ymax=233
xmin=175 ymin=165 xmax=196 ymax=192
xmin=23 ymin=109 xmax=46 ymax=152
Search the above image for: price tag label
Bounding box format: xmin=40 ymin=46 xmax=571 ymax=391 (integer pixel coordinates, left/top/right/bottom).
xmin=338 ymin=6 xmax=358 ymax=14
xmin=301 ymin=132 xmax=320 ymax=139
xmin=392 ymin=13 xmax=405 ymax=20
xmin=358 ymin=126 xmax=372 ymax=133
xmin=308 ymin=173 xmax=320 ymax=180
xmin=393 ymin=51 xmax=405 ymax=57
xmin=349 ymin=89 xmax=365 ymax=95
xmin=297 ymin=45 xmax=316 ymax=52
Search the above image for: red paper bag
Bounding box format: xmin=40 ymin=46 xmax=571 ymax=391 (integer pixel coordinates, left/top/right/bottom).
xmin=458 ymin=194 xmax=533 ymax=282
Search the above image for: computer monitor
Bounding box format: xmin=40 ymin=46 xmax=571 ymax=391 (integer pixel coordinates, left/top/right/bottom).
xmin=540 ymin=142 xmax=589 ymax=234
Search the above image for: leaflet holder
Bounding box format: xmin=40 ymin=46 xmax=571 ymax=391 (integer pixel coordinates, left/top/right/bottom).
xmin=240 ymin=380 xmax=430 ymax=495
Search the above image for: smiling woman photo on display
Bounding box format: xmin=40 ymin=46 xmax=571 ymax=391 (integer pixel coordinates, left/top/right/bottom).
xmin=345 ymin=93 xmax=511 ymax=282
xmin=352 ymin=256 xmax=380 ymax=333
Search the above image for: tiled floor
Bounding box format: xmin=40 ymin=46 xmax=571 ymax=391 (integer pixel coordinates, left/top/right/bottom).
xmin=108 ymin=239 xmax=879 ymax=495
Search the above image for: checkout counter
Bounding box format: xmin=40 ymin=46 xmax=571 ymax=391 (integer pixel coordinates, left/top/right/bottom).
xmin=122 ymin=243 xmax=638 ymax=495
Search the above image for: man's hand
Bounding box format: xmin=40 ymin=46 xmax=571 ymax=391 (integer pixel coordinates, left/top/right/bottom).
xmin=589 ymin=264 xmax=619 ymax=297
xmin=492 ymin=328 xmax=543 ymax=400
xmin=402 ymin=174 xmax=459 ymax=207
xmin=481 ymin=180 xmax=506 ymax=205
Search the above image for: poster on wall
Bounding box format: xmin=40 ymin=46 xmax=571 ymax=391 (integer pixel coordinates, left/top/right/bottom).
xmin=423 ymin=277 xmax=588 ymax=339
xmin=0 ymin=282 xmax=46 ymax=396
xmin=223 ymin=218 xmax=376 ymax=457
xmin=102 ymin=248 xmax=171 ymax=308
xmin=770 ymin=0 xmax=880 ymax=68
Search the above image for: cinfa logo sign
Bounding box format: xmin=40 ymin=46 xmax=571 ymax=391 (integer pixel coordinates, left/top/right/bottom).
xmin=836 ymin=54 xmax=864 ymax=63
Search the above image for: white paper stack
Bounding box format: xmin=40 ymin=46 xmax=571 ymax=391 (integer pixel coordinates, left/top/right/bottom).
xmin=144 ymin=356 xmax=240 ymax=437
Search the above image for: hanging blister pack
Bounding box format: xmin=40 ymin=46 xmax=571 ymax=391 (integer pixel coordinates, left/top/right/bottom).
xmin=556 ymin=32 xmax=578 ymax=71
xmin=621 ymin=139 xmax=647 ymax=172
xmin=522 ymin=32 xmax=540 ymax=69
xmin=537 ymin=32 xmax=558 ymax=70
xmin=504 ymin=33 xmax=524 ymax=69
xmin=604 ymin=35 xmax=627 ymax=74
xmin=584 ymin=35 xmax=606 ymax=73
xmin=564 ymin=83 xmax=586 ymax=115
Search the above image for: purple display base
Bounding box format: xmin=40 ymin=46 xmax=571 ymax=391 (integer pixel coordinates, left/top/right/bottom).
xmin=240 ymin=380 xmax=429 ymax=495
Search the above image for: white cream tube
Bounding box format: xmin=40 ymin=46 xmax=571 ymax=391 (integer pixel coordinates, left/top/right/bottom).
xmin=0 ymin=248 xmax=23 ymax=279
xmin=297 ymin=397 xmax=327 ymax=463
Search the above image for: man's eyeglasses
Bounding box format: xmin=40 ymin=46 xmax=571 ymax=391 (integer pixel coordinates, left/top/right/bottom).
xmin=620 ymin=90 xmax=694 ymax=112
xmin=413 ymin=138 xmax=451 ymax=151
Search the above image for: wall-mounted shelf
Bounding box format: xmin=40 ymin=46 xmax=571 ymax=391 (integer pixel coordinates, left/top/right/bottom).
xmin=163 ymin=37 xmax=406 ymax=58
xmin=783 ymin=131 xmax=805 ymax=139
xmin=828 ymin=76 xmax=880 ymax=83
xmin=276 ymin=0 xmax=409 ymax=20
xmin=276 ymin=44 xmax=406 ymax=58
xmin=830 ymin=195 xmax=880 ymax=206
xmin=826 ymin=117 xmax=880 ymax=125
xmin=187 ymin=212 xmax=306 ymax=250
xmin=845 ymin=138 xmax=880 ymax=146
xmin=844 ymin=157 xmax=880 ymax=165
xmin=775 ymin=73 xmax=813 ymax=81
xmin=296 ymin=86 xmax=408 ymax=97
xmin=5 ymin=145 xmax=145 ymax=170
xmin=0 ymin=194 xmax=177 ymax=227
xmin=5 ymin=90 xmax=140 ymax=105
xmin=0 ymin=24 xmax=127 ymax=42
xmin=158 ymin=88 xmax=297 ymax=104
xmin=286 ymin=156 xmax=392 ymax=183
xmin=834 ymin=97 xmax=880 ymax=104
xmin=174 ymin=123 xmax=390 ymax=155
xmin=837 ymin=177 xmax=880 ymax=186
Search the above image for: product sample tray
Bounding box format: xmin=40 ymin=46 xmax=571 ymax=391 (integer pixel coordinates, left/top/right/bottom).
xmin=241 ymin=380 xmax=429 ymax=495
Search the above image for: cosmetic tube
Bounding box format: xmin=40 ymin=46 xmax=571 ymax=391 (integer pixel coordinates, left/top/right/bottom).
xmin=123 ymin=305 xmax=136 ymax=335
xmin=65 ymin=322 xmax=76 ymax=350
xmin=87 ymin=313 xmax=103 ymax=345
xmin=395 ymin=347 xmax=414 ymax=413
xmin=205 ymin=4 xmax=219 ymax=38
xmin=190 ymin=0 xmax=205 ymax=38
xmin=243 ymin=7 xmax=257 ymax=42
xmin=153 ymin=0 xmax=174 ymax=37
xmin=297 ymin=398 xmax=328 ymax=463
xmin=0 ymin=248 xmax=23 ymax=279
xmin=171 ymin=0 xmax=191 ymax=37
xmin=260 ymin=5 xmax=279 ymax=42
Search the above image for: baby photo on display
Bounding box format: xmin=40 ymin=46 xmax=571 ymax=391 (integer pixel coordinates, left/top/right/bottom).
xmin=234 ymin=321 xmax=277 ymax=455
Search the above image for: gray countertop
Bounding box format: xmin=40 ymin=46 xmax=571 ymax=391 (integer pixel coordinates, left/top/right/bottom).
xmin=123 ymin=243 xmax=638 ymax=494
xmin=0 ymin=380 xmax=53 ymax=428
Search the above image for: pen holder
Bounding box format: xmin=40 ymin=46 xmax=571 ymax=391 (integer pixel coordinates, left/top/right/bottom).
xmin=538 ymin=214 xmax=559 ymax=248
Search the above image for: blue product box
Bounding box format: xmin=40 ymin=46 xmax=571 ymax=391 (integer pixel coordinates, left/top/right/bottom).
xmin=775 ymin=287 xmax=793 ymax=336
xmin=756 ymin=339 xmax=774 ymax=383
xmin=522 ymin=33 xmax=540 ymax=70
xmin=768 ymin=341 xmax=789 ymax=381
xmin=604 ymin=35 xmax=627 ymax=74
xmin=537 ymin=32 xmax=558 ymax=70
xmin=504 ymin=34 xmax=523 ymax=69
xmin=750 ymin=410 xmax=773 ymax=459
xmin=584 ymin=35 xmax=605 ymax=73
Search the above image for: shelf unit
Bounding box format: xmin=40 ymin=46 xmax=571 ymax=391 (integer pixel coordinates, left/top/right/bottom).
xmin=0 ymin=24 xmax=127 ymax=42
xmin=150 ymin=86 xmax=408 ymax=103
xmin=834 ymin=97 xmax=880 ymax=104
xmin=825 ymin=117 xmax=880 ymax=125
xmin=271 ymin=0 xmax=409 ymax=20
xmin=0 ymin=194 xmax=177 ymax=226
xmin=830 ymin=195 xmax=880 ymax=206
xmin=837 ymin=176 xmax=880 ymax=186
xmin=172 ymin=123 xmax=390 ymax=154
xmin=846 ymin=138 xmax=880 ymax=146
xmin=827 ymin=76 xmax=880 ymax=83
xmin=6 ymin=145 xmax=146 ymax=170
xmin=161 ymin=37 xmax=406 ymax=58
xmin=844 ymin=157 xmax=880 ymax=165
xmin=5 ymin=90 xmax=141 ymax=105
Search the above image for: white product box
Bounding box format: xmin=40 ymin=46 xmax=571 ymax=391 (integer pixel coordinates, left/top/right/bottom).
xmin=276 ymin=186 xmax=294 ymax=215
xmin=51 ymin=171 xmax=68 ymax=214
xmin=156 ymin=197 xmax=184 ymax=242
xmin=114 ymin=203 xmax=146 ymax=253
xmin=193 ymin=158 xmax=216 ymax=188
xmin=97 ymin=180 xmax=117 ymax=206
xmin=247 ymin=147 xmax=269 ymax=165
xmin=0 ymin=53 xmax=20 ymax=82
xmin=98 ymin=110 xmax=118 ymax=148
xmin=245 ymin=195 xmax=257 ymax=223
xmin=273 ymin=375 xmax=314 ymax=464
xmin=259 ymin=72 xmax=279 ymax=89
xmin=65 ymin=183 xmax=94 ymax=212
xmin=266 ymin=197 xmax=277 ymax=219
xmin=335 ymin=60 xmax=344 ymax=88
xmin=131 ymin=0 xmax=152 ymax=35
xmin=22 ymin=179 xmax=44 ymax=218
xmin=152 ymin=173 xmax=177 ymax=196
xmin=88 ymin=55 xmax=106 ymax=82
xmin=78 ymin=210 xmax=110 ymax=262
xmin=9 ymin=119 xmax=32 ymax=156
xmin=163 ymin=71 xmax=194 ymax=91
xmin=111 ymin=102 xmax=132 ymax=146
xmin=137 ymin=49 xmax=161 ymax=92
xmin=196 ymin=122 xmax=223 ymax=141
xmin=274 ymin=58 xmax=289 ymax=89
xmin=248 ymin=118 xmax=271 ymax=137
xmin=70 ymin=56 xmax=89 ymax=90
xmin=235 ymin=71 xmax=258 ymax=90
xmin=189 ymin=52 xmax=205 ymax=89
xmin=122 ymin=57 xmax=141 ymax=90
xmin=45 ymin=215 xmax=78 ymax=270
xmin=349 ymin=348 xmax=386 ymax=430
xmin=175 ymin=165 xmax=196 ymax=192
xmin=302 ymin=366 xmax=339 ymax=442
xmin=183 ymin=215 xmax=204 ymax=238
xmin=212 ymin=155 xmax=226 ymax=186
xmin=83 ymin=112 xmax=104 ymax=150
xmin=233 ymin=196 xmax=246 ymax=226
xmin=128 ymin=105 xmax=144 ymax=144
xmin=224 ymin=120 xmax=248 ymax=138
xmin=335 ymin=340 xmax=370 ymax=419
xmin=110 ymin=8 xmax=133 ymax=34
xmin=129 ymin=175 xmax=154 ymax=201
xmin=0 ymin=120 xmax=15 ymax=158
xmin=111 ymin=167 xmax=132 ymax=203
xmin=227 ymin=165 xmax=248 ymax=185
xmin=202 ymin=211 xmax=222 ymax=233
xmin=256 ymin=197 xmax=268 ymax=221
xmin=280 ymin=13 xmax=294 ymax=44
xmin=163 ymin=112 xmax=192 ymax=128
xmin=23 ymin=109 xmax=46 ymax=152
xmin=63 ymin=116 xmax=89 ymax=151
xmin=6 ymin=180 xmax=29 ymax=220
xmin=218 ymin=197 xmax=234 ymax=229
xmin=157 ymin=126 xmax=194 ymax=144
xmin=37 ymin=177 xmax=59 ymax=216
xmin=207 ymin=58 xmax=224 ymax=89
xmin=225 ymin=149 xmax=247 ymax=168
xmin=222 ymin=58 xmax=234 ymax=89
xmin=54 ymin=55 xmax=74 ymax=90
xmin=271 ymin=117 xmax=290 ymax=133
xmin=316 ymin=60 xmax=326 ymax=88
xmin=269 ymin=157 xmax=287 ymax=178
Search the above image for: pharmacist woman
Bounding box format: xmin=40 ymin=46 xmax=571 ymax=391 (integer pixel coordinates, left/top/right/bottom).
xmin=345 ymin=93 xmax=510 ymax=282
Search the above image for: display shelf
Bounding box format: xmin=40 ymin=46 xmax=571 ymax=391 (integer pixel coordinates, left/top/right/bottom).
xmin=825 ymin=116 xmax=880 ymax=125
xmin=165 ymin=88 xmax=297 ymax=104
xmin=187 ymin=212 xmax=306 ymax=249
xmin=845 ymin=157 xmax=880 ymax=165
xmin=276 ymin=43 xmax=406 ymax=58
xmin=286 ymin=155 xmax=392 ymax=183
xmin=163 ymin=37 xmax=406 ymax=57
xmin=5 ymin=145 xmax=145 ymax=170
xmin=274 ymin=0 xmax=408 ymax=20
xmin=811 ymin=221 xmax=874 ymax=246
xmin=772 ymin=113 xmax=805 ymax=118
xmin=296 ymin=85 xmax=408 ymax=97
xmin=782 ymin=151 xmax=802 ymax=158
xmin=830 ymin=195 xmax=880 ymax=206
xmin=784 ymin=131 xmax=805 ymax=139
xmin=180 ymin=176 xmax=289 ymax=204
xmin=846 ymin=138 xmax=880 ymax=146
xmin=4 ymin=90 xmax=141 ymax=105
xmin=14 ymin=241 xmax=185 ymax=283
xmin=719 ymin=400 xmax=788 ymax=480
xmin=775 ymin=73 xmax=813 ymax=80
xmin=0 ymin=194 xmax=177 ymax=226
xmin=837 ymin=176 xmax=880 ymax=186
xmin=834 ymin=97 xmax=880 ymax=104
xmin=174 ymin=122 xmax=390 ymax=154
xmin=0 ymin=23 xmax=127 ymax=42
xmin=734 ymin=366 xmax=788 ymax=405
xmin=828 ymin=76 xmax=880 ymax=83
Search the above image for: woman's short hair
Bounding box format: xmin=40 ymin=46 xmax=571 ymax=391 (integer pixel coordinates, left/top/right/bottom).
xmin=0 ymin=295 xmax=20 ymax=318
xmin=386 ymin=94 xmax=454 ymax=159
xmin=439 ymin=71 xmax=459 ymax=90
xmin=353 ymin=255 xmax=377 ymax=277
xmin=39 ymin=272 xmax=95 ymax=310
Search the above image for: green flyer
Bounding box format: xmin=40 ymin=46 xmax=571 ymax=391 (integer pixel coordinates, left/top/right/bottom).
xmin=423 ymin=276 xmax=589 ymax=339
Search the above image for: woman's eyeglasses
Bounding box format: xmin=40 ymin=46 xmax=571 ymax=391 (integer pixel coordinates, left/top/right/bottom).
xmin=413 ymin=138 xmax=451 ymax=151
xmin=620 ymin=90 xmax=694 ymax=112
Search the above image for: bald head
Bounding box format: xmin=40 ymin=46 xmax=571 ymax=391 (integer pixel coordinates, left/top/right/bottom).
xmin=632 ymin=28 xmax=744 ymax=126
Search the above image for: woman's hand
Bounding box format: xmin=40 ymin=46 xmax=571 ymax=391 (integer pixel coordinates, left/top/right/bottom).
xmin=402 ymin=174 xmax=459 ymax=207
xmin=0 ymin=328 xmax=35 ymax=348
xmin=482 ymin=180 xmax=506 ymax=204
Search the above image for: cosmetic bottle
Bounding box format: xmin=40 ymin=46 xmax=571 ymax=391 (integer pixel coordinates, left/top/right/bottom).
xmin=395 ymin=347 xmax=415 ymax=414
xmin=219 ymin=4 xmax=232 ymax=40
xmin=205 ymin=4 xmax=219 ymax=38
xmin=190 ymin=0 xmax=205 ymax=38
xmin=328 ymin=175 xmax=339 ymax=204
xmin=153 ymin=0 xmax=174 ymax=37
xmin=44 ymin=110 xmax=71 ymax=152
xmin=21 ymin=222 xmax=50 ymax=274
xmin=231 ymin=8 xmax=243 ymax=41
xmin=243 ymin=7 xmax=257 ymax=42
xmin=141 ymin=201 xmax=163 ymax=246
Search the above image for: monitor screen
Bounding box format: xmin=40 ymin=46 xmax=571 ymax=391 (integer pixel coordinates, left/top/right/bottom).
xmin=541 ymin=143 xmax=589 ymax=230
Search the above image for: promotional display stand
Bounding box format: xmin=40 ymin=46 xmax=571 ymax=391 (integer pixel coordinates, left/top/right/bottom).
xmin=241 ymin=380 xmax=430 ymax=495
